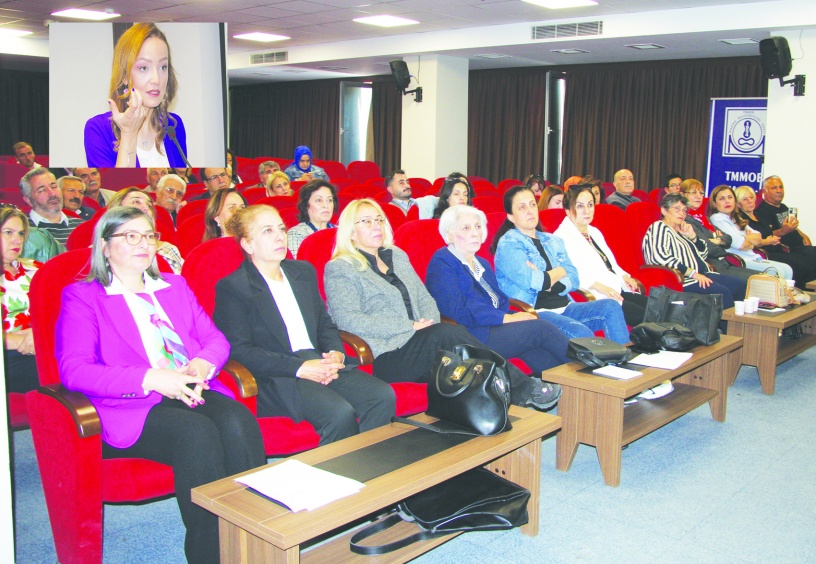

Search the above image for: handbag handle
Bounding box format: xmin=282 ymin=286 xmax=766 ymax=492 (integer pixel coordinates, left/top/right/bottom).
xmin=350 ymin=512 xmax=443 ymax=555
xmin=391 ymin=416 xmax=491 ymax=436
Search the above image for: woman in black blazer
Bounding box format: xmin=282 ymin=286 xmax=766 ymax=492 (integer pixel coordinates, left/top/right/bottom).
xmin=213 ymin=204 xmax=395 ymax=445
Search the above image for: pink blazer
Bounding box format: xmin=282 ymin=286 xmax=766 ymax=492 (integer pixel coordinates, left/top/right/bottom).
xmin=57 ymin=275 xmax=231 ymax=448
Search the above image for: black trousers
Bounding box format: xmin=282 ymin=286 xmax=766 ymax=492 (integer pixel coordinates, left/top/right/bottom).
xmin=764 ymin=248 xmax=816 ymax=289
xmin=3 ymin=349 xmax=39 ymax=393
xmin=373 ymin=323 xmax=534 ymax=404
xmin=621 ymin=291 xmax=649 ymax=327
xmin=296 ymin=368 xmax=396 ymax=446
xmin=102 ymin=391 xmax=265 ymax=564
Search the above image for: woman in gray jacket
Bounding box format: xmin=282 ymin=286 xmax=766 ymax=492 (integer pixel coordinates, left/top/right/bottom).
xmin=324 ymin=199 xmax=561 ymax=411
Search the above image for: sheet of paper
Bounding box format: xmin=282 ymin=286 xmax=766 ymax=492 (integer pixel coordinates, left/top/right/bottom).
xmin=235 ymin=459 xmax=364 ymax=512
xmin=628 ymin=350 xmax=693 ymax=370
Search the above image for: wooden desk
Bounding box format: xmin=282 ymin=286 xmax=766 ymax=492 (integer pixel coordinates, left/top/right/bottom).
xmin=807 ymin=281 xmax=816 ymax=291
xmin=192 ymin=406 xmax=561 ymax=563
xmin=543 ymin=335 xmax=742 ymax=487
xmin=722 ymin=298 xmax=816 ymax=394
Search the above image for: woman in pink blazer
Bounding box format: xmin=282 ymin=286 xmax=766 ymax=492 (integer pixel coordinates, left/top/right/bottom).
xmin=56 ymin=206 xmax=264 ymax=564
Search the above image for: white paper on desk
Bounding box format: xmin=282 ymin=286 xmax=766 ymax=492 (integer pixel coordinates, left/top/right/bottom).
xmin=628 ymin=350 xmax=693 ymax=370
xmin=235 ymin=459 xmax=364 ymax=512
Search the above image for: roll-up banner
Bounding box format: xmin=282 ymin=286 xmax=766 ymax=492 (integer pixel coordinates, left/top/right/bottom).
xmin=705 ymin=98 xmax=767 ymax=195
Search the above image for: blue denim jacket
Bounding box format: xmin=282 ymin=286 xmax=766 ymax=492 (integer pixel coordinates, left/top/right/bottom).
xmin=494 ymin=228 xmax=579 ymax=306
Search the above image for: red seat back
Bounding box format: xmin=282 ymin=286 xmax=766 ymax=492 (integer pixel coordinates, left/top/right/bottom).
xmin=153 ymin=206 xmax=177 ymax=246
xmin=498 ymin=179 xmax=522 ymax=194
xmin=255 ymin=195 xmax=298 ymax=209
xmin=538 ymin=208 xmax=566 ymax=233
xmin=348 ymin=160 xmax=381 ymax=183
xmin=176 ymin=215 xmax=207 ymax=257
xmin=177 ymin=198 xmax=209 ymax=225
xmin=393 ymin=219 xmax=444 ymax=282
xmin=313 ymin=159 xmax=349 ymax=180
xmin=242 ymin=187 xmax=267 ymax=204
xmin=477 ymin=212 xmax=508 ymax=268
xmin=181 ymin=238 xmax=244 ymax=315
xmin=472 ymin=196 xmax=504 ymax=214
xmin=296 ymin=228 xmax=338 ymax=300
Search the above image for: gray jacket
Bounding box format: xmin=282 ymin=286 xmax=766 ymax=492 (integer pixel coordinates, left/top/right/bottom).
xmin=324 ymin=247 xmax=440 ymax=358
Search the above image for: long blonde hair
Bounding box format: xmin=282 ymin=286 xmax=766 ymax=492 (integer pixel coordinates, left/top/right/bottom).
xmin=330 ymin=199 xmax=394 ymax=271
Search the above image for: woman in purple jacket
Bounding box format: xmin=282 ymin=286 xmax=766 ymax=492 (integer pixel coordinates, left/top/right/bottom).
xmin=84 ymin=23 xmax=188 ymax=168
xmin=56 ymin=207 xmax=264 ymax=563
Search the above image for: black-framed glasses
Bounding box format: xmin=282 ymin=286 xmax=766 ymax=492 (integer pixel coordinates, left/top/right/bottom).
xmin=108 ymin=231 xmax=160 ymax=245
xmin=205 ymin=172 xmax=229 ymax=182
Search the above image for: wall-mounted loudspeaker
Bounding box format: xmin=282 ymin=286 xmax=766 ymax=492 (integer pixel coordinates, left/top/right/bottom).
xmin=390 ymin=60 xmax=411 ymax=91
xmin=759 ymin=37 xmax=793 ymax=80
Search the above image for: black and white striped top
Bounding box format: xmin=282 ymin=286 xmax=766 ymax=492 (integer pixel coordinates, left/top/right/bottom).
xmin=642 ymin=220 xmax=709 ymax=286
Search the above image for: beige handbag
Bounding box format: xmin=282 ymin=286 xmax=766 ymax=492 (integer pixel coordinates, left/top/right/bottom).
xmin=746 ymin=268 xmax=793 ymax=307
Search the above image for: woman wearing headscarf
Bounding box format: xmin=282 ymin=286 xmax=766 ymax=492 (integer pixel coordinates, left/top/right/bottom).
xmin=283 ymin=146 xmax=330 ymax=182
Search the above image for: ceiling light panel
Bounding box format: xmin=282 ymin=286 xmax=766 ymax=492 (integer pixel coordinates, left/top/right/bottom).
xmin=50 ymin=9 xmax=120 ymax=21
xmin=353 ymin=15 xmax=420 ymax=27
xmin=521 ymin=0 xmax=599 ymax=8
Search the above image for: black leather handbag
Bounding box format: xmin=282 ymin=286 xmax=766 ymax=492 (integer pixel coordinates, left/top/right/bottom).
xmin=643 ymin=286 xmax=722 ymax=345
xmin=396 ymin=345 xmax=512 ymax=436
xmin=566 ymin=337 xmax=633 ymax=368
xmin=350 ymin=467 xmax=530 ymax=555
xmin=630 ymin=322 xmax=698 ymax=353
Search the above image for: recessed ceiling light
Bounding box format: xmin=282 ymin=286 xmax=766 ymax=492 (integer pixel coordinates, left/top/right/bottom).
xmin=625 ymin=43 xmax=665 ymax=50
xmin=719 ymin=38 xmax=758 ymax=45
xmin=50 ymin=8 xmax=120 ymax=21
xmin=353 ymin=15 xmax=419 ymax=27
xmin=550 ymin=48 xmax=589 ymax=54
xmin=475 ymin=53 xmax=512 ymax=59
xmin=234 ymin=32 xmax=290 ymax=42
xmin=0 ymin=28 xmax=34 ymax=37
xmin=521 ymin=0 xmax=598 ymax=8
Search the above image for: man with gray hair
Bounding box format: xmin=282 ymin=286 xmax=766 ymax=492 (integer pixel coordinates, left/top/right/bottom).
xmin=20 ymin=168 xmax=82 ymax=246
xmin=755 ymin=175 xmax=816 ymax=263
xmin=155 ymin=173 xmax=188 ymax=224
xmin=59 ymin=175 xmax=95 ymax=221
xmin=254 ymin=160 xmax=281 ymax=188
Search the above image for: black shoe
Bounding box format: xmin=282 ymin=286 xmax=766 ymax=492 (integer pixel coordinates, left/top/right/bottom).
xmin=523 ymin=381 xmax=562 ymax=411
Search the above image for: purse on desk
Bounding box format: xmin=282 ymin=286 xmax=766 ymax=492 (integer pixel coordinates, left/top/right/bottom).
xmin=350 ymin=467 xmax=530 ymax=555
xmin=566 ymin=337 xmax=633 ymax=368
xmin=746 ymin=267 xmax=793 ymax=307
xmin=629 ymin=322 xmax=698 ymax=353
xmin=643 ymin=286 xmax=722 ymax=345
xmin=393 ymin=344 xmax=512 ymax=436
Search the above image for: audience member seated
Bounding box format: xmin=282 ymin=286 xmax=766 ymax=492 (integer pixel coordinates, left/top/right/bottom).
xmin=707 ymin=184 xmax=793 ymax=279
xmin=57 ymin=206 xmax=265 ymax=564
xmin=553 ymin=184 xmax=648 ymax=326
xmin=12 ymin=141 xmax=42 ymax=172
xmin=642 ymin=193 xmax=745 ymax=313
xmin=265 ymin=171 xmax=294 ymax=197
xmin=254 ymin=160 xmax=280 ymax=188
xmin=605 ymin=168 xmax=641 ymax=210
xmin=562 ymin=176 xmax=582 ymax=191
xmin=59 ymin=175 xmax=95 ymax=221
xmin=195 ymin=168 xmax=231 ymax=201
xmin=145 ymin=167 xmax=169 ymax=194
xmin=425 ymin=205 xmax=565 ymax=409
xmin=283 ymin=146 xmax=329 ymax=182
xmin=754 ymin=175 xmax=816 ymax=261
xmin=287 ymin=180 xmax=337 ymax=258
xmin=522 ymin=174 xmax=545 ymax=198
xmin=431 ymin=175 xmax=473 ymax=219
xmin=155 ymin=174 xmax=187 ymax=224
xmin=107 ymin=188 xmax=184 ymax=274
xmin=492 ymin=186 xmax=629 ymax=343
xmin=226 ymin=148 xmax=242 ymax=187
xmin=581 ymin=175 xmax=605 ymax=204
xmin=655 ymin=173 xmax=683 ymax=203
xmin=385 ymin=169 xmax=417 ymax=215
xmin=74 ymin=167 xmax=115 ymax=206
xmin=679 ymin=180 xmax=754 ymax=285
xmin=537 ymin=185 xmax=564 ymax=210
xmin=21 ymin=169 xmax=82 ymax=246
xmin=1 ymin=205 xmax=40 ymax=393
xmin=203 ymin=189 xmax=247 ymax=242
xmin=324 ymin=198 xmax=559 ymax=410
xmin=213 ymin=205 xmax=394 ymax=445
xmin=734 ymin=185 xmax=816 ymax=289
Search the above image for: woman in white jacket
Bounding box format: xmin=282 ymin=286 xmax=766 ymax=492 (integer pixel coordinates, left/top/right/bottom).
xmin=553 ymin=184 xmax=648 ymax=326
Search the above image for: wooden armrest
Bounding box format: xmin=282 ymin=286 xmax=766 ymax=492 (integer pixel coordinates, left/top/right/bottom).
xmin=339 ymin=330 xmax=374 ymax=365
xmin=440 ymin=315 xmax=458 ymax=325
xmin=509 ymin=298 xmax=538 ymax=316
xmin=800 ymin=231 xmax=811 ymax=246
xmin=37 ymin=383 xmax=101 ymax=439
xmin=724 ymin=253 xmax=746 ymax=267
xmin=643 ymin=264 xmax=684 ymax=284
xmin=630 ymin=276 xmax=646 ymax=294
xmin=570 ymin=288 xmax=596 ymax=301
xmin=222 ymin=359 xmax=259 ymax=399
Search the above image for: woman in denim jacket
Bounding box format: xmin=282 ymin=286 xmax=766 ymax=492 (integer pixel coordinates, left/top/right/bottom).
xmin=492 ymin=185 xmax=630 ymax=343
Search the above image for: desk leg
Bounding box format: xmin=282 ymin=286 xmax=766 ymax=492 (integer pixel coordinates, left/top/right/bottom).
xmin=219 ymin=519 xmax=299 ymax=563
xmin=555 ymin=385 xmax=580 ymax=473
xmin=752 ymin=325 xmax=781 ymax=395
xmin=488 ymin=438 xmax=541 ymax=537
xmin=679 ymin=353 xmax=729 ymax=422
xmin=595 ymin=394 xmax=625 ymax=487
xmin=725 ymin=321 xmax=745 ymax=386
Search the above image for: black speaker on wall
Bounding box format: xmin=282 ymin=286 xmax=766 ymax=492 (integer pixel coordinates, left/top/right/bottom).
xmin=759 ymin=37 xmax=793 ymax=79
xmin=390 ymin=60 xmax=411 ymax=91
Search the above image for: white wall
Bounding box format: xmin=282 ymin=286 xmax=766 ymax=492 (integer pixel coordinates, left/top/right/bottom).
xmin=49 ymin=22 xmax=226 ymax=168
xmin=763 ymin=28 xmax=816 ymax=238
xmin=401 ymin=55 xmax=469 ymax=181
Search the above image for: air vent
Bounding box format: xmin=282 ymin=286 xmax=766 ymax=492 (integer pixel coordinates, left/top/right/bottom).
xmin=532 ymin=20 xmax=603 ymax=40
xmin=250 ymin=51 xmax=288 ymax=64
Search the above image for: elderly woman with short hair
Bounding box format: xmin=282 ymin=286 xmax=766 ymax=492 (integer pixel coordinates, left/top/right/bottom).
xmin=425 ymin=205 xmax=570 ymax=382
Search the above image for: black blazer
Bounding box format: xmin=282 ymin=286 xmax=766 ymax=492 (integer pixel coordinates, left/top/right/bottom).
xmin=213 ymin=259 xmax=352 ymax=420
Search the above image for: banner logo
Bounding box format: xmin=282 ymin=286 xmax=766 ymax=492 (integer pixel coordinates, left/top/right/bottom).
xmin=723 ymin=108 xmax=766 ymax=157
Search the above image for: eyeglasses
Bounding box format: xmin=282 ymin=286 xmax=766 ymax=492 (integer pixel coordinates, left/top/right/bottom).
xmin=355 ymin=216 xmax=386 ymax=227
xmin=162 ymin=187 xmax=185 ymax=198
xmin=108 ymin=231 xmax=160 ymax=245
xmin=685 ymin=190 xmax=704 ymax=196
xmin=205 ymin=172 xmax=229 ymax=182
xmin=668 ymin=183 xmax=682 ymax=189
xmin=0 ymin=202 xmax=20 ymax=210
xmin=668 ymin=205 xmax=688 ymax=214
